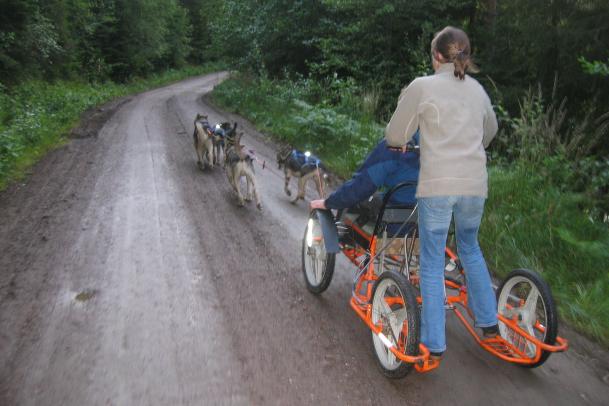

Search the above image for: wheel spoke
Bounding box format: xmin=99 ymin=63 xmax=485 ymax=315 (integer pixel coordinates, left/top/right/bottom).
xmin=389 ymin=308 xmax=407 ymax=343
xmin=381 ymin=297 xmax=392 ymax=316
xmin=524 ymin=324 xmax=537 ymax=356
xmin=523 ymin=286 xmax=540 ymax=326
xmin=315 ymin=258 xmax=324 ymax=283
xmin=394 ymin=307 xmax=408 ymax=326
xmin=386 ymin=345 xmax=396 ymax=365
xmin=308 ymin=252 xmax=315 ymax=276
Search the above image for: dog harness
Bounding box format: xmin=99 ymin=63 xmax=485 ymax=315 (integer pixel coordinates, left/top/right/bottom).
xmin=213 ymin=127 xmax=226 ymax=146
xmin=290 ymin=150 xmax=322 ymax=174
xmin=196 ymin=119 xmax=214 ymax=135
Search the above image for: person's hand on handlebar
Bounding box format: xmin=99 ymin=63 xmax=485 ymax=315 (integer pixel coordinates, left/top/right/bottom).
xmin=310 ymin=199 xmax=327 ymax=210
xmin=386 ymin=143 xmax=419 ymax=153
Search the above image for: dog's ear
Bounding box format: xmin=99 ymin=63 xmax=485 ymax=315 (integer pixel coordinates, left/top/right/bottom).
xmin=233 ymin=122 xmax=238 ymax=130
xmin=277 ymin=145 xmax=291 ymax=164
xmin=236 ymin=132 xmax=244 ymax=146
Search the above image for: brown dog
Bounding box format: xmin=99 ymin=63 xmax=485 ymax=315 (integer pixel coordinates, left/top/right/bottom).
xmin=193 ymin=114 xmax=215 ymax=170
xmin=276 ymin=145 xmax=328 ymax=203
xmin=224 ymin=132 xmax=262 ymax=209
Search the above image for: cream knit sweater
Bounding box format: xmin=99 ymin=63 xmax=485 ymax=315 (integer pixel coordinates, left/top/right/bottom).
xmin=385 ymin=63 xmax=498 ymax=198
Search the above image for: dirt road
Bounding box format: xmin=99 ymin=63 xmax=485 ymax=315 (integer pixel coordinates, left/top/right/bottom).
xmin=1 ymin=73 xmax=608 ymax=405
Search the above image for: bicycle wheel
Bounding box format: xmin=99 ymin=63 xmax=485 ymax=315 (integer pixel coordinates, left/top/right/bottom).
xmin=301 ymin=211 xmax=336 ymax=294
xmin=370 ymin=271 xmax=420 ymax=378
xmin=496 ymin=269 xmax=558 ymax=368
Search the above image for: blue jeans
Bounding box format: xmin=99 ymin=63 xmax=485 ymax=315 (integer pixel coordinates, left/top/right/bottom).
xmin=418 ymin=196 xmax=497 ymax=353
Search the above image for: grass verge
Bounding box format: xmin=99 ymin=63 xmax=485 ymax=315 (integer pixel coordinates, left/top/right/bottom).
xmin=211 ymin=74 xmax=609 ymax=347
xmin=0 ymin=63 xmax=225 ymax=190
xmin=482 ymin=163 xmax=609 ymax=344
xmin=210 ymin=73 xmax=382 ymax=178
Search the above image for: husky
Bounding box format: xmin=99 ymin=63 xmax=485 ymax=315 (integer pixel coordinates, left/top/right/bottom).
xmin=193 ymin=114 xmax=215 ymax=170
xmin=276 ymin=145 xmax=329 ymax=203
xmin=224 ymin=132 xmax=262 ymax=210
xmin=212 ymin=122 xmax=237 ymax=166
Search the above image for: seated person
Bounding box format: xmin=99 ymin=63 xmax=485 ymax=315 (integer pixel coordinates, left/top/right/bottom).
xmin=310 ymin=132 xmax=420 ymax=230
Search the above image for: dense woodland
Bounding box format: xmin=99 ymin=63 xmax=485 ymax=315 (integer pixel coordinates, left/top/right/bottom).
xmin=1 ymin=0 xmax=609 ymax=344
xmin=2 ymin=1 xmax=608 ymax=114
xmin=2 ymin=1 xmax=608 ymax=166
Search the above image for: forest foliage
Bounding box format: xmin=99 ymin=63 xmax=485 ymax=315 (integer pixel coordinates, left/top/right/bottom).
xmin=202 ymin=0 xmax=609 ymax=221
xmin=198 ymin=0 xmax=609 ymax=214
xmin=0 ymin=0 xmax=199 ymax=83
xmin=2 ymin=0 xmax=608 ymax=125
xmin=203 ymin=0 xmax=609 ymax=120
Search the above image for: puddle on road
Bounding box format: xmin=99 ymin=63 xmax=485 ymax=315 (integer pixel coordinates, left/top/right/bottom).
xmin=75 ymin=289 xmax=97 ymax=302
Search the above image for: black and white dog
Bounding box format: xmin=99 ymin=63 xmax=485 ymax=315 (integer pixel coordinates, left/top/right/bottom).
xmin=276 ymin=146 xmax=329 ymax=203
xmin=212 ymin=122 xmax=237 ymax=166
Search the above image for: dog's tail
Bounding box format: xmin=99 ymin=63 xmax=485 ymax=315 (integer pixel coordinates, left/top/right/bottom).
xmin=225 ymin=122 xmax=238 ymax=139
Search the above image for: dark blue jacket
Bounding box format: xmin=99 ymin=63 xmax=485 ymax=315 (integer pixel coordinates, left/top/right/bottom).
xmin=325 ymin=135 xmax=419 ymax=210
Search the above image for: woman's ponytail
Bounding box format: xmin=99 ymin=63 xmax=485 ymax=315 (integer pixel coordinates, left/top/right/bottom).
xmin=431 ymin=27 xmax=479 ymax=80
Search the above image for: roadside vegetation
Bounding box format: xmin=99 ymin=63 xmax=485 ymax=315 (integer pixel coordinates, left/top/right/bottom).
xmin=1 ymin=0 xmax=223 ymax=188
xmin=211 ymin=73 xmax=383 ymax=178
xmin=0 ymin=65 xmax=223 ymax=189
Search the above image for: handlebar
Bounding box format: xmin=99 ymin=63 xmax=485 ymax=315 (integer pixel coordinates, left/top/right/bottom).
xmin=386 ymin=144 xmax=419 ymax=153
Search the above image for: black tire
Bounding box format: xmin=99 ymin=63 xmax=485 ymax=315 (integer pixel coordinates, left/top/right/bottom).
xmin=370 ymin=271 xmax=420 ymax=378
xmin=496 ymin=269 xmax=558 ymax=368
xmin=301 ymin=212 xmax=336 ymax=294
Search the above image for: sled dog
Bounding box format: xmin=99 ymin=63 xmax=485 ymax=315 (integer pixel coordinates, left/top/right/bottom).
xmin=225 ymin=132 xmax=262 ymax=210
xmin=212 ymin=121 xmax=237 ymax=166
xmin=193 ymin=114 xmax=215 ymax=170
xmin=276 ymin=145 xmax=329 ymax=203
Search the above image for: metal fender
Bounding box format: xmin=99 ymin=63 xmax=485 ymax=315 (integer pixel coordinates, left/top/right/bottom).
xmin=312 ymin=209 xmax=340 ymax=253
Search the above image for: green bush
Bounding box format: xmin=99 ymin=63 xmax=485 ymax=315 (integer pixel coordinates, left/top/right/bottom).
xmin=0 ymin=80 xmax=112 ymax=183
xmin=481 ymin=163 xmax=609 ymax=343
xmin=481 ymin=86 xmax=609 ymax=344
xmin=0 ymin=64 xmax=222 ymax=189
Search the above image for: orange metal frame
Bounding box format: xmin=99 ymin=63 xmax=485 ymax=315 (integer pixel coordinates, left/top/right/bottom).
xmin=340 ymin=217 xmax=568 ymax=373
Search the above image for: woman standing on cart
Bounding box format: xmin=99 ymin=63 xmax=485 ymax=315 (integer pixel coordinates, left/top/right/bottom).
xmin=385 ymin=26 xmax=499 ymax=360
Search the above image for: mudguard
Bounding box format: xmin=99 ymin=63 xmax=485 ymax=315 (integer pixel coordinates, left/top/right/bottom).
xmin=313 ymin=209 xmax=340 ymax=254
